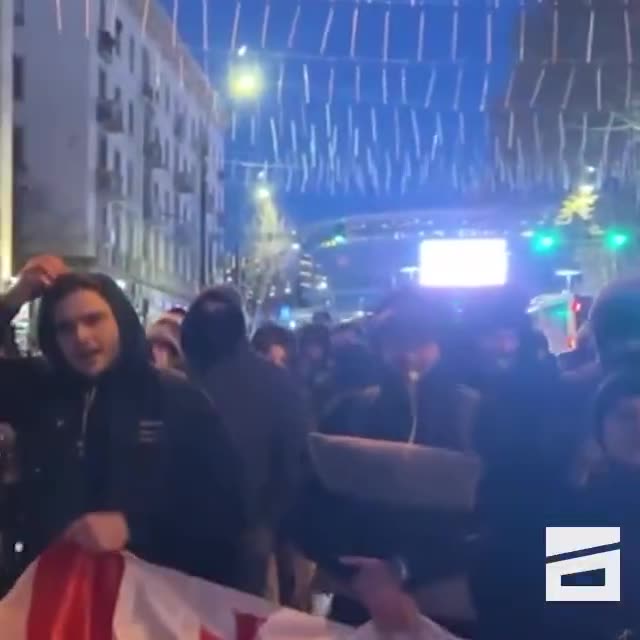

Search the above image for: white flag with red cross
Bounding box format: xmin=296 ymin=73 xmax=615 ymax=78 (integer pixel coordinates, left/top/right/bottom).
xmin=0 ymin=543 xmax=461 ymax=640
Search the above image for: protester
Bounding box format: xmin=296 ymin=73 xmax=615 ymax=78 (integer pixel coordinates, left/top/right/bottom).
xmin=0 ymin=256 xmax=247 ymax=588
xmin=362 ymin=296 xmax=478 ymax=451
xmin=146 ymin=310 xmax=185 ymax=372
xmin=297 ymin=322 xmax=333 ymax=414
xmin=181 ymin=286 xmax=311 ymax=599
xmin=252 ymin=322 xmax=297 ymax=371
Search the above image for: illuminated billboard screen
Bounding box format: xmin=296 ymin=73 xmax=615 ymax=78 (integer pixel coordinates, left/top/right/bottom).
xmin=419 ymin=238 xmax=508 ymax=287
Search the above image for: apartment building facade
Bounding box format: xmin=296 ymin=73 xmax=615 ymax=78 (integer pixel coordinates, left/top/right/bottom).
xmin=12 ymin=0 xmax=224 ymax=318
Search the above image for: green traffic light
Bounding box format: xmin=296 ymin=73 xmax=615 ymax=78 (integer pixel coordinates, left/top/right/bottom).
xmin=605 ymin=230 xmax=630 ymax=250
xmin=533 ymin=233 xmax=558 ymax=252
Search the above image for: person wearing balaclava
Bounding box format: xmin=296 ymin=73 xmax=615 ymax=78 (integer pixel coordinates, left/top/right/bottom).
xmin=181 ymin=286 xmax=311 ymax=599
xmin=0 ymin=255 xmax=247 ymax=589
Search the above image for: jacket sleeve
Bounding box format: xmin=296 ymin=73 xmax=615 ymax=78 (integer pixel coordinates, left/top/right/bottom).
xmin=150 ymin=387 xmax=249 ymax=587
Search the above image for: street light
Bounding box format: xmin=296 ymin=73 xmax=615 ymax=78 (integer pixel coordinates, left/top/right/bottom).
xmin=254 ymin=184 xmax=271 ymax=202
xmin=228 ymin=63 xmax=264 ymax=102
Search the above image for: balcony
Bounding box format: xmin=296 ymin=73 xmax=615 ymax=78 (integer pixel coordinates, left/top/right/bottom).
xmin=174 ymin=170 xmax=196 ymax=194
xmin=96 ymin=99 xmax=124 ymax=133
xmin=144 ymin=140 xmax=164 ymax=170
xmin=96 ymin=168 xmax=124 ymax=200
xmin=97 ymin=30 xmax=116 ymax=62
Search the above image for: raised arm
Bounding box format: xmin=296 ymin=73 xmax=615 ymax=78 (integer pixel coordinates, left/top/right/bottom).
xmin=0 ymin=255 xmax=69 ymax=422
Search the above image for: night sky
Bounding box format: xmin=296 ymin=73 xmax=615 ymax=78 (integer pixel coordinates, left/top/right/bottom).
xmin=160 ymin=0 xmax=520 ymax=222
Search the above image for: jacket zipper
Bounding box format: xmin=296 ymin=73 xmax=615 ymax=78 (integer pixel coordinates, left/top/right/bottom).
xmin=77 ymin=387 xmax=97 ymax=459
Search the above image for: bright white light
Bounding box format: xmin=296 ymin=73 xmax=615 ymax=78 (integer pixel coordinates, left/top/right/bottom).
xmin=578 ymin=183 xmax=595 ymax=196
xmin=291 ymin=242 xmax=301 ymax=251
xmin=586 ymin=165 xmax=596 ymax=174
xmin=255 ymin=185 xmax=271 ymax=201
xmin=237 ymin=45 xmax=248 ymax=57
xmin=419 ymin=238 xmax=508 ymax=288
xmin=116 ymin=279 xmax=127 ymax=289
xmin=289 ymin=320 xmax=297 ymax=329
xmin=317 ymin=281 xmax=328 ymax=291
xmin=228 ymin=64 xmax=264 ymax=101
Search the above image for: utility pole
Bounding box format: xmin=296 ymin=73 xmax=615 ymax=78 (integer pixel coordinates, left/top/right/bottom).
xmin=0 ymin=0 xmax=14 ymax=288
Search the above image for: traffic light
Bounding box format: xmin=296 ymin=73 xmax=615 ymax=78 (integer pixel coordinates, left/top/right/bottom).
xmin=532 ymin=231 xmax=559 ymax=253
xmin=604 ymin=229 xmax=631 ymax=251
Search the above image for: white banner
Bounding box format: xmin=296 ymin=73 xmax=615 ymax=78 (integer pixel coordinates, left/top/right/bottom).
xmin=0 ymin=543 xmax=461 ymax=640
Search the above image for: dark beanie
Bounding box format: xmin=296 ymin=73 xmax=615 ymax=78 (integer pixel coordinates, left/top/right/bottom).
xmin=181 ymin=286 xmax=246 ymax=374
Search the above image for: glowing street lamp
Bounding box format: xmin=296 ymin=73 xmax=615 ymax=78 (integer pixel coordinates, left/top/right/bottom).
xmin=228 ymin=65 xmax=264 ymax=101
xmin=254 ymin=184 xmax=271 ymax=202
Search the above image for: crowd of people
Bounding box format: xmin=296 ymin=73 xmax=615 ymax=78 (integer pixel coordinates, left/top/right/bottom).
xmin=1 ymin=254 xmax=640 ymax=639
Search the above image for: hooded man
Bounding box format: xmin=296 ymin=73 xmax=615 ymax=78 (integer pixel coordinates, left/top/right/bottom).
xmin=0 ymin=256 xmax=247 ymax=588
xmin=181 ymin=286 xmax=311 ymax=598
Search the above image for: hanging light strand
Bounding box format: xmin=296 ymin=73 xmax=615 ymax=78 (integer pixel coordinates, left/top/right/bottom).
xmin=288 ymin=4 xmax=301 ymax=48
xmin=320 ymin=5 xmax=335 ymax=55
xmin=261 ymin=3 xmax=271 ymax=49
xmin=350 ymin=6 xmax=360 ymax=57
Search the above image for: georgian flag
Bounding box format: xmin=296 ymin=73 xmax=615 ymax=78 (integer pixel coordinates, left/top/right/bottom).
xmin=0 ymin=543 xmax=460 ymax=640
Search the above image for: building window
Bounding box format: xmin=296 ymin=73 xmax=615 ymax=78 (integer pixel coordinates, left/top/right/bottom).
xmin=153 ymin=181 xmax=159 ymax=203
xmin=115 ymin=19 xmax=123 ymax=55
xmin=142 ymin=47 xmax=150 ymax=81
xmin=128 ymin=36 xmax=135 ymax=74
xmin=98 ymin=68 xmax=107 ymax=100
xmin=174 ymin=194 xmax=180 ymax=219
xmin=113 ymin=149 xmax=122 ymax=174
xmin=165 ymin=86 xmax=171 ymax=114
xmin=98 ymin=134 xmax=108 ymax=169
xmin=164 ymin=140 xmax=170 ymax=168
xmin=14 ymin=0 xmax=25 ymax=26
xmin=13 ymin=127 xmax=25 ymax=169
xmin=128 ymin=101 xmax=135 ymax=136
xmin=127 ymin=162 xmax=134 ymax=197
xmin=114 ymin=86 xmax=121 ymax=102
xmin=13 ymin=57 xmax=24 ymax=101
xmin=98 ymin=0 xmax=106 ymax=29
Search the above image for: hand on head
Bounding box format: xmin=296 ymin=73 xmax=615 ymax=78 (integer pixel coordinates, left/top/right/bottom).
xmin=6 ymin=255 xmax=69 ymax=309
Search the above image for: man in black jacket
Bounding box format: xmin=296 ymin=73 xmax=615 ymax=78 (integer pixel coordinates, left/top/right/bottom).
xmin=0 ymin=256 xmax=248 ymax=588
xmin=182 ymin=286 xmax=310 ymax=598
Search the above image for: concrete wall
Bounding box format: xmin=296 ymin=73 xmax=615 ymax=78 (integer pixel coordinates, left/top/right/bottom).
xmin=13 ymin=1 xmax=93 ymax=260
xmin=0 ymin=0 xmax=13 ymax=283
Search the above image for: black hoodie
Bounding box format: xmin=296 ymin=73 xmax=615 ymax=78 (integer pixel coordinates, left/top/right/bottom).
xmin=182 ymin=286 xmax=311 ymax=596
xmin=0 ymin=274 xmax=248 ymax=587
